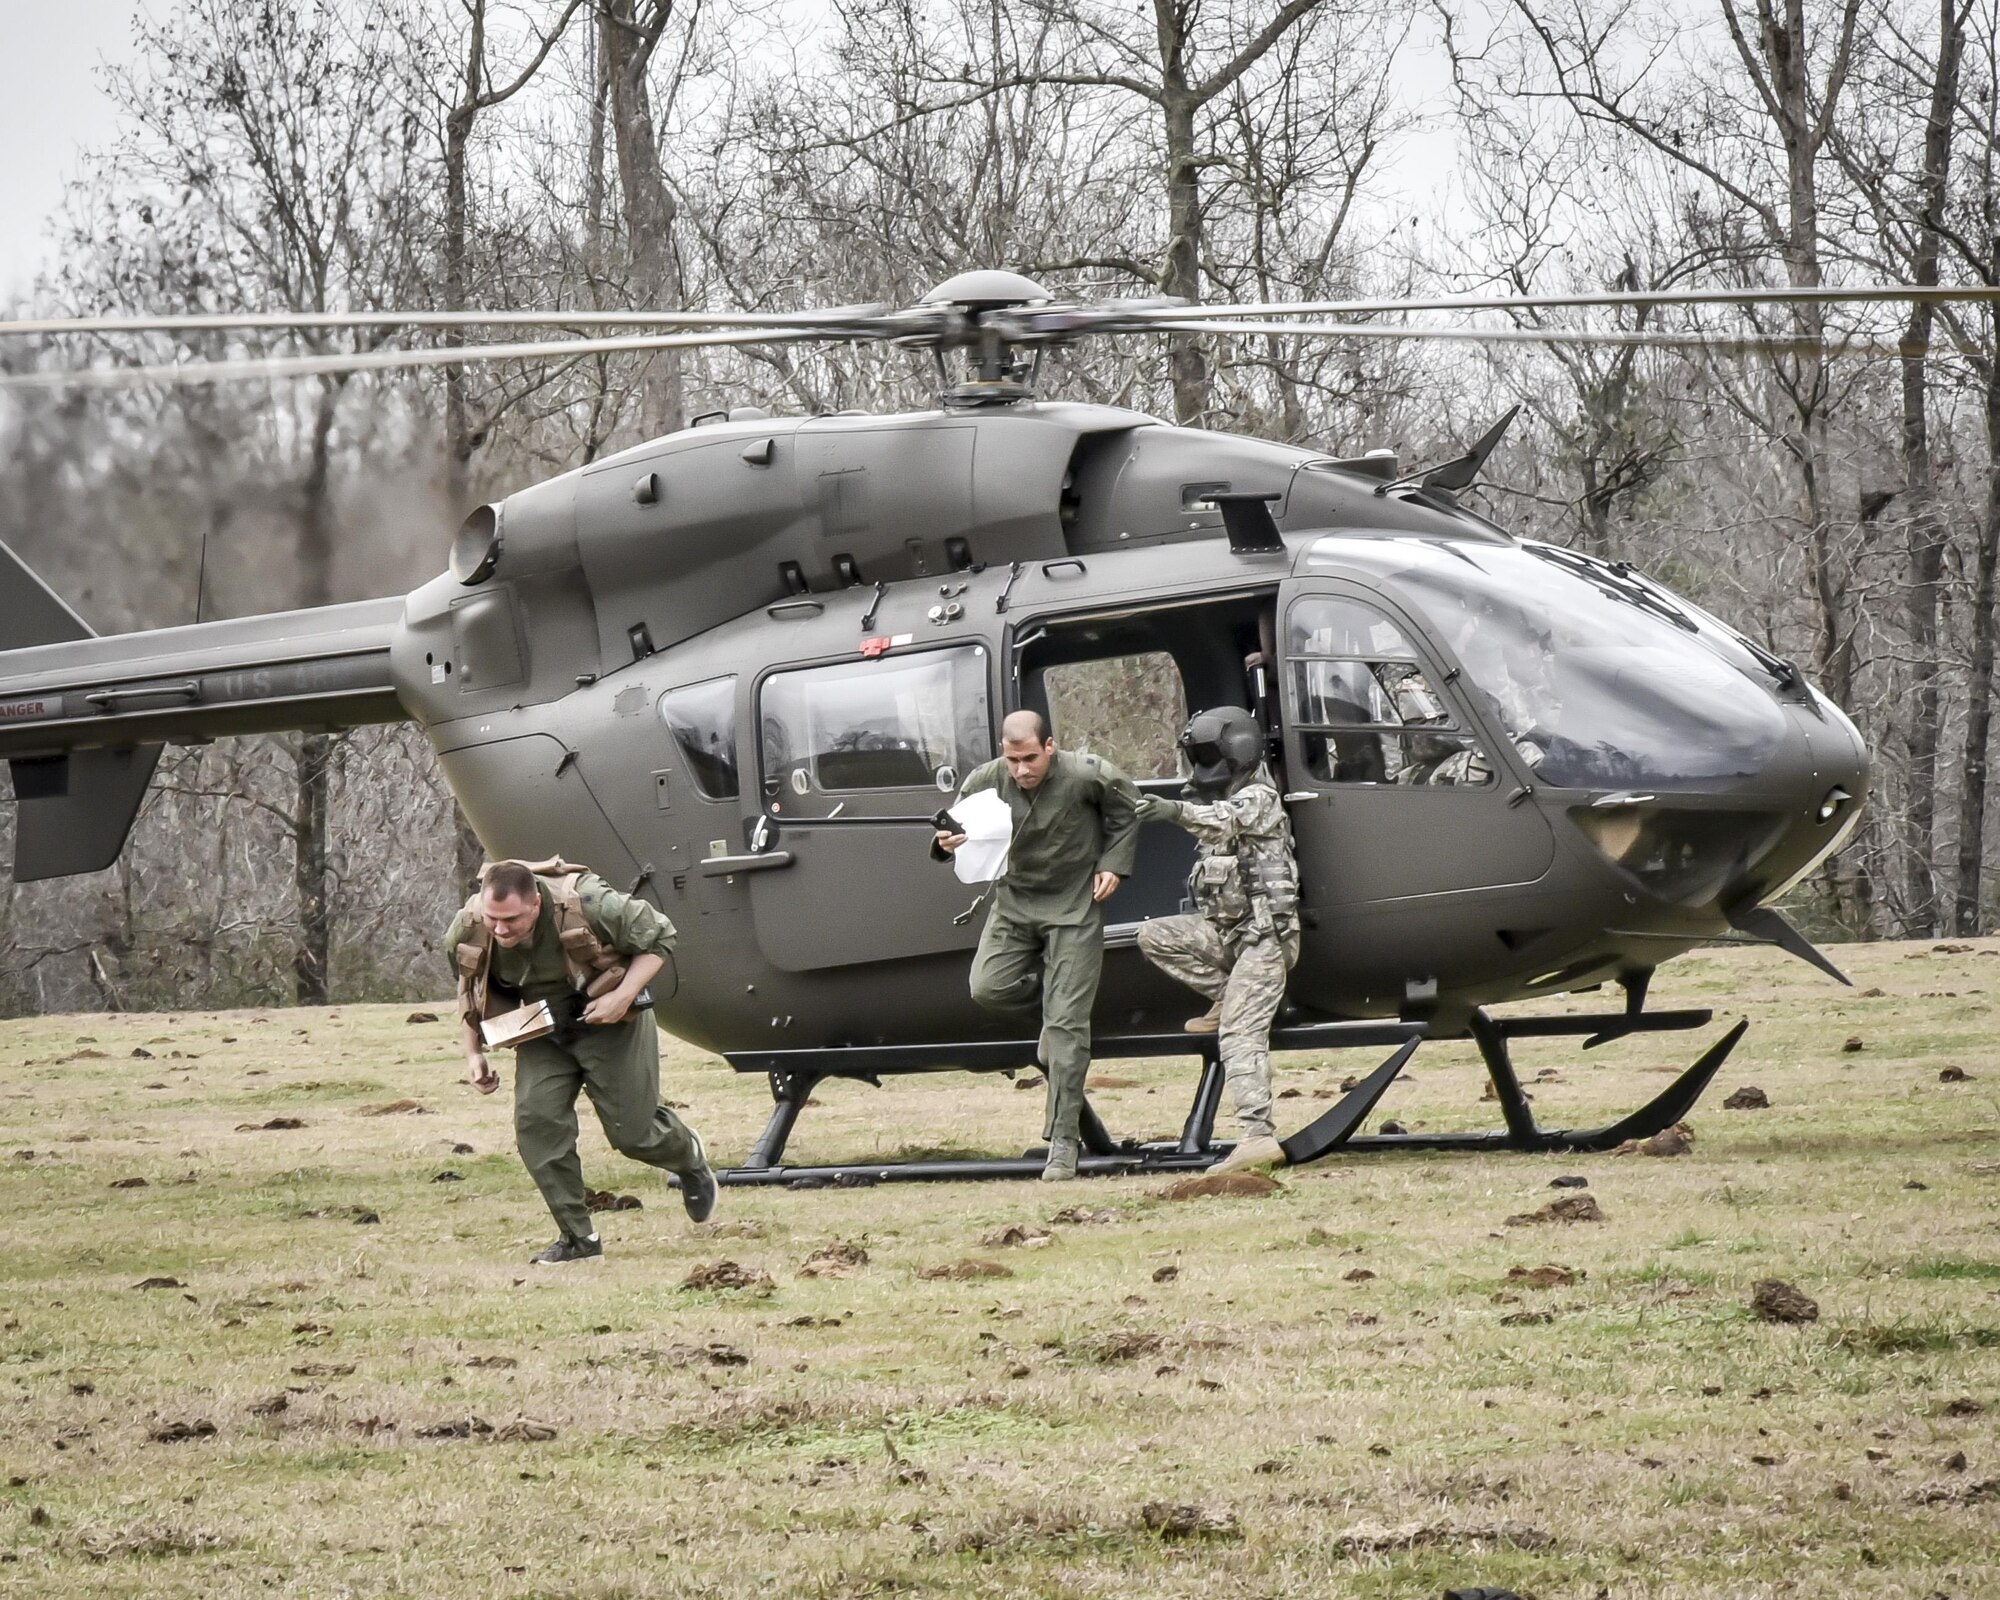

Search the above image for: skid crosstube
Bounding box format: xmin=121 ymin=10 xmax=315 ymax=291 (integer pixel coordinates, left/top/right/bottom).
xmin=713 ymin=1007 xmax=1746 ymax=1186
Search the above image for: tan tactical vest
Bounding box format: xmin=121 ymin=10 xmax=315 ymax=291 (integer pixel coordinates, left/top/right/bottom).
xmin=1186 ymin=777 xmax=1300 ymax=942
xmin=455 ymin=857 xmax=628 ymax=1027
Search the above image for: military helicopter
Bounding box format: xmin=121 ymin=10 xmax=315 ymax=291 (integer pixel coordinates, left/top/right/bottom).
xmin=0 ymin=267 xmax=1938 ymax=1185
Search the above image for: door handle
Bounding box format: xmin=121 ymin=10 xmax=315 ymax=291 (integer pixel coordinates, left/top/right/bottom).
xmin=1282 ymin=791 xmax=1323 ymax=802
xmin=698 ymin=851 xmax=794 ymax=877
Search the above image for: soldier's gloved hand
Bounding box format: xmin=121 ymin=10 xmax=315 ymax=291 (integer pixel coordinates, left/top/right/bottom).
xmin=467 ymin=1054 xmax=499 ymax=1095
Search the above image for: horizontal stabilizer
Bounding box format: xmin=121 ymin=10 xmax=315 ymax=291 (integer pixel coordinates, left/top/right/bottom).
xmin=10 ymin=745 xmax=163 ymax=881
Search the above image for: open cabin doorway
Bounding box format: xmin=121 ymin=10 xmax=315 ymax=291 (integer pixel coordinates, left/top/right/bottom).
xmin=1010 ymin=589 xmax=1280 ymax=940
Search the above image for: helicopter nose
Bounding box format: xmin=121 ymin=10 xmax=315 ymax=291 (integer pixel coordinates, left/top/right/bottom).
xmin=1738 ymin=689 xmax=1871 ymax=911
xmin=1563 ymin=685 xmax=1869 ymax=918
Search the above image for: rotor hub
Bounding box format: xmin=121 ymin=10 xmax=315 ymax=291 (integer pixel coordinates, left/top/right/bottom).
xmin=918 ymin=269 xmax=1053 ymax=312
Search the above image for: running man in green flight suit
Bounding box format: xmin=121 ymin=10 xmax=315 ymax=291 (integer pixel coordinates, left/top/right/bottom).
xmin=932 ymin=710 xmax=1141 ymax=1180
xmin=448 ymin=859 xmax=717 ymax=1263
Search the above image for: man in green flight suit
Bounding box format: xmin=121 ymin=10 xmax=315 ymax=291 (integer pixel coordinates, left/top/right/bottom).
xmin=932 ymin=710 xmax=1141 ymax=1181
xmin=448 ymin=858 xmax=717 ymax=1263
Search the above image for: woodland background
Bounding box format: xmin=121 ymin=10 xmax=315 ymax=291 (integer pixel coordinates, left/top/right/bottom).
xmin=0 ymin=0 xmax=1990 ymax=1013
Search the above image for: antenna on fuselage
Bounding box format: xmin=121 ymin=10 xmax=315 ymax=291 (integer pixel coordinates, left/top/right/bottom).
xmin=1376 ymin=404 xmax=1522 ymax=499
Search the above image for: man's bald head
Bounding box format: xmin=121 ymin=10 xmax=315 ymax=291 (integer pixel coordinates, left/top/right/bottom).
xmin=1000 ymin=709 xmax=1057 ymax=791
xmin=1001 ymin=709 xmax=1049 ymax=744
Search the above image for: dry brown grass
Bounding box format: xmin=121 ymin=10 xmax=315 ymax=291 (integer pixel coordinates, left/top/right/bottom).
xmin=2 ymin=939 xmax=1998 ymax=1596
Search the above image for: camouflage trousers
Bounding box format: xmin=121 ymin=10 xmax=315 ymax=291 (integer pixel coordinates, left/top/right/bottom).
xmin=1136 ymin=914 xmax=1298 ymax=1140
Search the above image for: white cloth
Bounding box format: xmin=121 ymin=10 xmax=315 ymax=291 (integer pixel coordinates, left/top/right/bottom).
xmin=948 ymin=788 xmax=1014 ymax=884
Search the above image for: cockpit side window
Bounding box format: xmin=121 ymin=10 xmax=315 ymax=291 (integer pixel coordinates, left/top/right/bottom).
xmin=659 ymin=676 xmax=739 ymax=800
xmin=1285 ymin=595 xmax=1496 ymax=788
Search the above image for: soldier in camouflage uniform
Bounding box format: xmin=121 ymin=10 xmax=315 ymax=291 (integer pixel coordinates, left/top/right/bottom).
xmin=1136 ymin=708 xmax=1300 ymax=1166
xmin=448 ymin=857 xmax=717 ymax=1262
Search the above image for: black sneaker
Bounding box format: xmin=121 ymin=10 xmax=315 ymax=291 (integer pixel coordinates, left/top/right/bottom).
xmin=677 ymin=1132 xmax=719 ymax=1224
xmin=530 ymin=1233 xmax=603 ymax=1265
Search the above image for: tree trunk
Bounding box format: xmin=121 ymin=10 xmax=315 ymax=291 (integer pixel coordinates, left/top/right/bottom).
xmin=1956 ymin=347 xmax=2000 ymax=935
xmin=440 ymin=1 xmax=485 ymax=498
xmin=292 ymin=377 xmax=342 ymax=1005
xmin=291 ymin=733 xmax=335 ymax=1005
xmin=600 ymin=0 xmax=684 ymax=439
xmin=1897 ymin=0 xmax=1962 ymax=937
xmin=1159 ymin=88 xmax=1207 ymax=426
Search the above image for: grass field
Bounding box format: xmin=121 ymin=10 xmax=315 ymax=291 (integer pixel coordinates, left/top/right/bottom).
xmin=2 ymin=939 xmax=1997 ymax=1598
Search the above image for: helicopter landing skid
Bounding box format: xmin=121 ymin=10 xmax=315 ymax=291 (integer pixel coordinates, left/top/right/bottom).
xmin=712 ymin=1006 xmax=1746 ymax=1186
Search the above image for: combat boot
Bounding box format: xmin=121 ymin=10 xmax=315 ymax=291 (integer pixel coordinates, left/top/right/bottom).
xmin=676 ymin=1130 xmax=719 ymax=1224
xmin=531 ymin=1233 xmax=603 ymax=1265
xmin=1183 ymin=1000 xmax=1223 ymax=1035
xmin=1039 ymin=1135 xmax=1080 ymax=1182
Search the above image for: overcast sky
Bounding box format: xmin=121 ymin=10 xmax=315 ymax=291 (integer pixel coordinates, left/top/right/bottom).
xmin=0 ymin=2 xmax=136 ymax=303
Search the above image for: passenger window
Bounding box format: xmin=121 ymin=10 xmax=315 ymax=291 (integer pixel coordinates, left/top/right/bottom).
xmin=1287 ymin=596 xmax=1494 ymax=788
xmin=1042 ymin=651 xmax=1188 ymax=780
xmin=659 ymin=676 xmax=739 ymax=800
xmin=760 ymin=646 xmax=990 ymax=817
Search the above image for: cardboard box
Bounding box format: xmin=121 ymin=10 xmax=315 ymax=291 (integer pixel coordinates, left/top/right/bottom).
xmin=480 ymin=1000 xmax=556 ymax=1049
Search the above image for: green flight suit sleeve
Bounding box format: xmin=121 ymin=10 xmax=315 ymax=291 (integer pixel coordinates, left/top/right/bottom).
xmin=1092 ymin=757 xmax=1142 ymax=879
xmin=443 ymin=907 xmax=471 ymax=981
xmin=576 ymin=874 xmax=677 ymax=959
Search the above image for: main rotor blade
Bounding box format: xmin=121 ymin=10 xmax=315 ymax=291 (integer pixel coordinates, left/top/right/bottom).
xmin=1151 ymin=317 xmax=1918 ymax=358
xmin=0 ymin=325 xmax=843 ymax=391
xmin=1165 ymin=283 xmax=2000 ymax=321
xmin=0 ymin=305 xmax=890 ymax=338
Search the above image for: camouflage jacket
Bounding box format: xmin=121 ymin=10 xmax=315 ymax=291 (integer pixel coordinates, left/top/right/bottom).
xmin=1138 ymin=768 xmax=1299 ymax=942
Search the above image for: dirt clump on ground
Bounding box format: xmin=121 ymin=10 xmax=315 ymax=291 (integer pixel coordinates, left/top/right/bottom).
xmin=680 ymin=1260 xmax=774 ymax=1293
xmin=695 ymin=1219 xmax=768 ymax=1240
xmin=1724 ymin=1085 xmax=1771 ymax=1109
xmin=1047 ymin=1205 xmax=1119 ymax=1225
xmin=1505 ymin=1193 xmax=1605 ymax=1226
xmin=798 ymin=1240 xmax=869 ymax=1277
xmin=1082 ymin=1331 xmax=1164 ymax=1363
xmin=981 ymin=1224 xmax=1055 ymax=1249
xmin=147 ymin=1419 xmax=217 ymax=1443
xmin=1507 ymin=1263 xmax=1580 ymax=1289
xmin=415 ymin=1417 xmax=494 ymax=1439
xmin=1159 ymin=1171 xmax=1282 ymax=1200
xmin=917 ymin=1257 xmax=1013 ymax=1281
xmin=584 ymin=1189 xmax=642 ymax=1212
xmin=1750 ymin=1279 xmax=1819 ymax=1324
xmin=1617 ymin=1121 xmax=1694 ymax=1156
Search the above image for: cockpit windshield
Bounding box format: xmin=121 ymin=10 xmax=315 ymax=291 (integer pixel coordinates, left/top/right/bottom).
xmin=1306 ymin=538 xmax=1790 ymax=791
